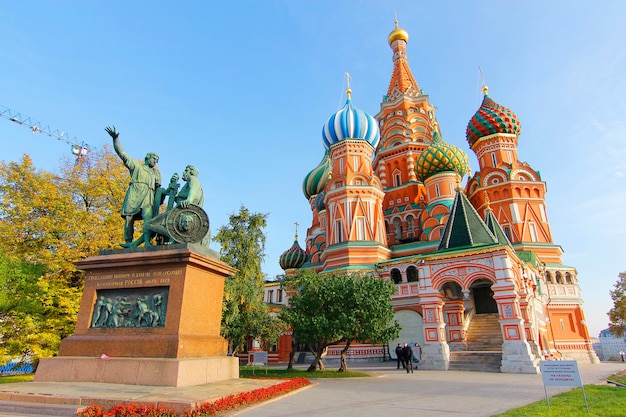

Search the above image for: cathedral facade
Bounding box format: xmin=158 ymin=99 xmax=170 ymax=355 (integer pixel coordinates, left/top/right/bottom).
xmin=268 ymin=21 xmax=598 ymax=373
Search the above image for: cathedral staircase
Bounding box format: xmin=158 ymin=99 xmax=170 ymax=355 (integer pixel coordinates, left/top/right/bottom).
xmin=448 ymin=313 xmax=503 ymax=372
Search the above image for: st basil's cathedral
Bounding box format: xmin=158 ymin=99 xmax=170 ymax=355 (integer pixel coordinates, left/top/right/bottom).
xmin=263 ymin=21 xmax=599 ymax=373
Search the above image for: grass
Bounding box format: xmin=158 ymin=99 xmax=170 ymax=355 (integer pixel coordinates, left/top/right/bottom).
xmin=239 ymin=366 xmax=376 ymax=379
xmin=491 ymin=371 xmax=626 ymax=417
xmin=0 ymin=374 xmax=34 ymax=383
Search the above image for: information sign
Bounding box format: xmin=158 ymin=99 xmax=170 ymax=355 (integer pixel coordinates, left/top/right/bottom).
xmin=539 ymin=360 xmax=589 ymax=414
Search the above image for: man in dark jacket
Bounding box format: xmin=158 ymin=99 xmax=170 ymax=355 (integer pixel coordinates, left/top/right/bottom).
xmin=403 ymin=343 xmax=414 ymax=373
xmin=395 ymin=343 xmax=404 ymax=369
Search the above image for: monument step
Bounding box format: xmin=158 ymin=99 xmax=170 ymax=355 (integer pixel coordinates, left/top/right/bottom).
xmin=0 ymin=400 xmax=84 ymax=417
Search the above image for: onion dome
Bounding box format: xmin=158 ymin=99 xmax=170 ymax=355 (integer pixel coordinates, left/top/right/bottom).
xmin=302 ymin=151 xmax=332 ymax=200
xmin=388 ymin=20 xmax=409 ymax=45
xmin=466 ymin=86 xmax=521 ymax=147
xmin=279 ymin=234 xmax=307 ymax=270
xmin=322 ymin=89 xmax=380 ymax=150
xmin=314 ymin=190 xmax=326 ymax=211
xmin=415 ymin=127 xmax=470 ymax=182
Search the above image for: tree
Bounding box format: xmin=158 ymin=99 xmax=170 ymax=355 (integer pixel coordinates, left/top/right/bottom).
xmin=608 ymin=271 xmax=626 ymax=337
xmin=281 ymin=270 xmax=400 ymax=372
xmin=0 ymin=148 xmax=127 ymax=365
xmin=254 ymin=314 xmax=289 ymax=352
xmin=0 ymin=150 xmax=127 ymax=283
xmin=0 ymin=253 xmax=80 ymax=367
xmin=213 ymin=205 xmax=269 ymax=354
xmin=334 ymin=272 xmax=401 ymax=372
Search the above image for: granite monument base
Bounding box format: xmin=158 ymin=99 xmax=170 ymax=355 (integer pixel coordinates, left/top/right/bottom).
xmin=34 ymin=244 xmax=238 ymax=387
xmin=35 ymin=356 xmax=239 ymax=387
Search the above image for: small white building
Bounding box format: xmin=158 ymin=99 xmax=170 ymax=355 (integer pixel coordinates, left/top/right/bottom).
xmin=595 ymin=328 xmax=626 ymax=361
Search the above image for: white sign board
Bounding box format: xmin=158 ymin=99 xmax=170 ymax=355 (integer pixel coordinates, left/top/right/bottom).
xmin=539 ymin=360 xmax=589 ymax=414
xmin=252 ymin=351 xmax=268 ymax=364
xmin=250 ymin=351 xmax=268 ymax=376
xmin=539 ymin=360 xmax=583 ymax=387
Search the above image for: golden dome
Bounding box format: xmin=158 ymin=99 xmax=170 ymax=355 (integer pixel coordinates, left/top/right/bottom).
xmin=388 ymin=20 xmax=409 ymax=45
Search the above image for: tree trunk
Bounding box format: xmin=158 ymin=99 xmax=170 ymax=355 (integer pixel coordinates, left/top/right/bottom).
xmin=338 ymin=340 xmax=352 ymax=372
xmin=307 ymin=345 xmax=327 ymax=372
xmin=287 ymin=336 xmax=297 ymax=370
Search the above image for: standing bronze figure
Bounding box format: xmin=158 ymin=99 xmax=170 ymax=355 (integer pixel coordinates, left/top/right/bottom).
xmin=106 ymin=126 xmax=161 ymax=247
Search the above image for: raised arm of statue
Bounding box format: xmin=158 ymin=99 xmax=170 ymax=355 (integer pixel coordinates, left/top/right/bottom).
xmin=105 ymin=125 xmax=131 ymax=166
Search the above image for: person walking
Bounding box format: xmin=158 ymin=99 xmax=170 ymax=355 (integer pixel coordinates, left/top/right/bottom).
xmin=620 ymin=350 xmax=625 ymax=362
xmin=414 ymin=343 xmax=422 ymax=369
xmin=403 ymin=343 xmax=414 ymax=373
xmin=395 ymin=343 xmax=404 ymax=369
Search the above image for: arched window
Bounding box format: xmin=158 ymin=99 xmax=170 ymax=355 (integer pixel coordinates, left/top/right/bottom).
xmin=393 ymin=218 xmax=402 ymax=241
xmin=335 ymin=219 xmax=343 ymax=244
xmin=406 ymin=215 xmax=415 ymax=237
xmin=391 ymin=268 xmax=402 ymax=284
xmin=545 ymin=271 xmax=553 ymax=284
xmin=407 ymin=266 xmax=418 ymax=282
xmin=565 ymin=272 xmax=572 ymax=284
xmin=504 ymin=226 xmax=512 ymax=242
xmin=555 ymin=271 xmax=563 ymax=284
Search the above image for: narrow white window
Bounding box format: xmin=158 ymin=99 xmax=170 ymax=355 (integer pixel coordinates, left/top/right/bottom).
xmin=529 ymin=223 xmax=539 ymax=242
xmin=435 ymin=183 xmax=440 ymax=197
xmin=356 ymin=216 xmax=366 ymax=240
xmin=335 ymin=219 xmax=343 ymax=243
xmin=510 ymin=203 xmax=521 ymax=223
xmin=491 ymin=153 xmax=497 ymax=167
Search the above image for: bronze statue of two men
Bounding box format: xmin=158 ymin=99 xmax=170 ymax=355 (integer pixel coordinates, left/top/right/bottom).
xmin=106 ymin=126 xmax=209 ymax=247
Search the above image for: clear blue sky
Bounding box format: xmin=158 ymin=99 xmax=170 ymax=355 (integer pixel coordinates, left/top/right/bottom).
xmin=1 ymin=1 xmax=625 ymax=338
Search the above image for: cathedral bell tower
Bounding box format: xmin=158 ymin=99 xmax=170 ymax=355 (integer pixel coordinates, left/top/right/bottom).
xmin=465 ymin=86 xmax=561 ymax=264
xmin=374 ymin=21 xmax=437 ymax=246
xmin=320 ymin=86 xmax=390 ymax=270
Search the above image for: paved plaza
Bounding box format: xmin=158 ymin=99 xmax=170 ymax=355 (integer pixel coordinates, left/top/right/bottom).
xmin=0 ymin=361 xmax=624 ymax=417
xmin=231 ymin=361 xmax=626 ymax=417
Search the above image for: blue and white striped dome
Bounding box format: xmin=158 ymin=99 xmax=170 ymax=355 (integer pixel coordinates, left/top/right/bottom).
xmin=321 ymin=91 xmax=380 ymax=150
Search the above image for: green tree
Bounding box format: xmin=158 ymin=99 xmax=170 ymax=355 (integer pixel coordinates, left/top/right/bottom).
xmin=0 ymin=253 xmax=80 ymax=367
xmin=281 ymin=270 xmax=400 ymax=372
xmin=0 ymin=148 xmax=127 ymax=365
xmin=213 ymin=205 xmax=269 ymax=354
xmin=254 ymin=314 xmax=290 ymax=352
xmin=608 ymin=271 xmax=626 ymax=337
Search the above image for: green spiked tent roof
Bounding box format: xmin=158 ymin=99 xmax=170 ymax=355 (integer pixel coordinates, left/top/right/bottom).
xmin=484 ymin=208 xmax=512 ymax=247
xmin=437 ymin=189 xmax=498 ymax=251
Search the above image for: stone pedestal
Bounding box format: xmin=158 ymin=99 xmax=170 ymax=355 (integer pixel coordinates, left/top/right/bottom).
xmin=35 ymin=244 xmax=239 ymax=387
xmin=500 ymin=340 xmax=540 ymax=374
xmin=420 ymin=341 xmax=450 ymax=370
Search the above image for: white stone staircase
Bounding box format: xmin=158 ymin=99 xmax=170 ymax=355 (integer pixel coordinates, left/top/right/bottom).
xmin=448 ymin=313 xmax=503 ymax=372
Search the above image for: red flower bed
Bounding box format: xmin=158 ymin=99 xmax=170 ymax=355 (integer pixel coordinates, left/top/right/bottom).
xmin=77 ymin=378 xmax=310 ymax=417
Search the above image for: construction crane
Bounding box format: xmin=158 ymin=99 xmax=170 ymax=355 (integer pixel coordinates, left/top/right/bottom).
xmin=0 ymin=104 xmax=93 ymax=158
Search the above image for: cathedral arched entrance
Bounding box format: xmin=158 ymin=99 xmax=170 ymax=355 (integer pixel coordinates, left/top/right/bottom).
xmin=471 ymin=280 xmax=498 ymax=314
xmin=388 ymin=309 xmax=424 ymax=359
